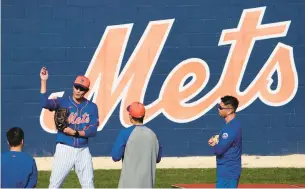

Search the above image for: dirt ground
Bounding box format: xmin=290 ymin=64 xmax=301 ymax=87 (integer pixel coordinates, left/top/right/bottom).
xmin=35 ymin=154 xmax=305 ymax=171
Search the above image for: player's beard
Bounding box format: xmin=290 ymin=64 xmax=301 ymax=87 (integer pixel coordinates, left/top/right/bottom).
xmin=218 ymin=111 xmax=226 ymax=118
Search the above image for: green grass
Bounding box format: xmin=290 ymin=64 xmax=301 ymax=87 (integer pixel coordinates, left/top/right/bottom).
xmin=37 ymin=168 xmax=305 ymax=188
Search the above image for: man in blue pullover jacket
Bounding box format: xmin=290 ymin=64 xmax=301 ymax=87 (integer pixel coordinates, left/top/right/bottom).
xmin=208 ymin=95 xmax=242 ymax=188
xmin=1 ymin=127 xmax=38 ymax=188
xmin=40 ymin=67 xmax=99 ymax=188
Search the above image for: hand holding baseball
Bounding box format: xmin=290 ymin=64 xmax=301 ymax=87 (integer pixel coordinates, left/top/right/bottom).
xmin=208 ymin=135 xmax=219 ymax=147
xmin=40 ymin=67 xmax=48 ymax=81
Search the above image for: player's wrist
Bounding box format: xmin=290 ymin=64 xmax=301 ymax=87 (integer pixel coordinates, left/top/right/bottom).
xmin=74 ymin=130 xmax=79 ymax=137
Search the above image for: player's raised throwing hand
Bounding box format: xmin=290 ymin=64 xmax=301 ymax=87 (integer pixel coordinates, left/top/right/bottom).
xmin=40 ymin=67 xmax=48 ymax=81
xmin=40 ymin=67 xmax=48 ymax=94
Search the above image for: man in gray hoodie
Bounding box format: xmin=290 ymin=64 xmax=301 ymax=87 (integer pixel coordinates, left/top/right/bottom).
xmin=111 ymin=101 xmax=162 ymax=188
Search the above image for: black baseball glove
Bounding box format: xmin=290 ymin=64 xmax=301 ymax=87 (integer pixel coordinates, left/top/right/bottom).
xmin=54 ymin=108 xmax=69 ymax=131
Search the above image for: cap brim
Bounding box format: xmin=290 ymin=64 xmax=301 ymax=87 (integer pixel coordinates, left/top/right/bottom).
xmin=73 ymin=83 xmax=89 ymax=90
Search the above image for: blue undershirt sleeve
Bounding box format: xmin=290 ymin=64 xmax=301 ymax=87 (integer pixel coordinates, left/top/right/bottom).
xmin=111 ymin=127 xmax=135 ymax=162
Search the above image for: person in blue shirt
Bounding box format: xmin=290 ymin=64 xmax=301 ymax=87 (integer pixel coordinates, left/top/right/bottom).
xmin=208 ymin=95 xmax=242 ymax=188
xmin=111 ymin=101 xmax=162 ymax=188
xmin=39 ymin=67 xmax=99 ymax=188
xmin=1 ymin=127 xmax=38 ymax=188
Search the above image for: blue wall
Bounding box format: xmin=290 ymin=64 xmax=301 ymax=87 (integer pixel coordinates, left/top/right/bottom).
xmin=2 ymin=0 xmax=305 ymax=157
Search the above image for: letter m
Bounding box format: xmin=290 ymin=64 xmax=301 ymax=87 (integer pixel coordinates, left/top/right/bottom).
xmin=40 ymin=19 xmax=174 ymax=133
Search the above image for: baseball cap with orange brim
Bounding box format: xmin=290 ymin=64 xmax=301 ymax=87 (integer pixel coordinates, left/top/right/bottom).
xmin=73 ymin=76 xmax=90 ymax=91
xmin=127 ymin=102 xmax=146 ymax=118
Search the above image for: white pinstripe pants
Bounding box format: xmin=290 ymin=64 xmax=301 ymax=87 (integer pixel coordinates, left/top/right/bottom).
xmin=48 ymin=143 xmax=94 ymax=188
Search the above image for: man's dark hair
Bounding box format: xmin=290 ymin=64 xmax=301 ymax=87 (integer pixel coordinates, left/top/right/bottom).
xmin=132 ymin=116 xmax=144 ymax=123
xmin=7 ymin=127 xmax=24 ymax=147
xmin=221 ymin=95 xmax=239 ymax=112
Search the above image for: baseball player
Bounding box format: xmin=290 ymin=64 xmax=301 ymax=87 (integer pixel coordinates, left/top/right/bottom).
xmin=111 ymin=102 xmax=162 ymax=188
xmin=1 ymin=127 xmax=38 ymax=188
xmin=39 ymin=67 xmax=99 ymax=188
xmin=208 ymin=95 xmax=242 ymax=188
